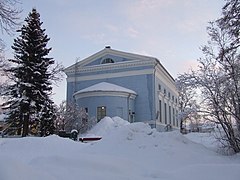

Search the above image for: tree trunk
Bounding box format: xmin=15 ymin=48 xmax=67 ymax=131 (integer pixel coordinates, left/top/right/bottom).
xmin=180 ymin=119 xmax=184 ymax=133
xmin=22 ymin=113 xmax=29 ymax=137
xmin=17 ymin=127 xmax=22 ymax=135
xmin=17 ymin=112 xmax=23 ymax=135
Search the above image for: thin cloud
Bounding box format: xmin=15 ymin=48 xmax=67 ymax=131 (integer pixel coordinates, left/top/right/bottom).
xmin=81 ymin=33 xmax=106 ymax=44
xmin=180 ymin=59 xmax=199 ymax=73
xmin=126 ymin=27 xmax=140 ymax=38
xmin=105 ymin=24 xmax=119 ymax=33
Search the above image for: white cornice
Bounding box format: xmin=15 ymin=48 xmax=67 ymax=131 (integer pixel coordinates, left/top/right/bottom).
xmin=65 ymin=59 xmax=155 ymax=74
xmin=64 ymin=47 xmax=157 ymax=73
xmin=67 ymin=69 xmax=153 ymax=82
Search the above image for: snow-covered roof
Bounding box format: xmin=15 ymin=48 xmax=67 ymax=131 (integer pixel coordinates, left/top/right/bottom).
xmin=74 ymin=82 xmax=137 ymax=95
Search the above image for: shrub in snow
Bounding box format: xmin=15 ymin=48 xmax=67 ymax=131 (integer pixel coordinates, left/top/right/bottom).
xmin=55 ymin=101 xmax=93 ymax=134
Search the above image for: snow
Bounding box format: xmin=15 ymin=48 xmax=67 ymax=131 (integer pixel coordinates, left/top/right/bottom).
xmin=86 ymin=116 xmax=130 ymax=137
xmin=185 ymin=132 xmax=221 ymax=152
xmin=70 ymin=129 xmax=78 ymax=133
xmin=74 ymin=82 xmax=137 ymax=95
xmin=0 ymin=113 xmax=6 ymax=121
xmin=0 ymin=116 xmax=240 ymax=180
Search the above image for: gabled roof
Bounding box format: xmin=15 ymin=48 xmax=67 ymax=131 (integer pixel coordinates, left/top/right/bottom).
xmin=73 ymin=82 xmax=137 ymax=96
xmin=64 ymin=47 xmax=175 ymax=82
xmin=64 ymin=47 xmax=156 ymax=72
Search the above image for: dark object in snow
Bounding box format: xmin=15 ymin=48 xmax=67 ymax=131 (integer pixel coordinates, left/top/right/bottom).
xmin=70 ymin=129 xmax=78 ymax=141
xmin=79 ymin=137 xmax=102 ymax=143
xmin=58 ymin=130 xmax=71 ymax=138
xmin=164 ymin=124 xmax=172 ymax=131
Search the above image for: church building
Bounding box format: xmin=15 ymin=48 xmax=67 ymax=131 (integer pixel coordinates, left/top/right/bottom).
xmin=64 ymin=47 xmax=179 ymax=130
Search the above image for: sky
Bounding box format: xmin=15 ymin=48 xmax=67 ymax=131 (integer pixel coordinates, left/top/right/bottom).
xmin=2 ymin=0 xmax=225 ymax=105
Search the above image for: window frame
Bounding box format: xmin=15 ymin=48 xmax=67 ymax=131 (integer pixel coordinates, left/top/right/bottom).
xmin=101 ymin=58 xmax=114 ymax=64
xmin=97 ymin=106 xmax=106 ymax=121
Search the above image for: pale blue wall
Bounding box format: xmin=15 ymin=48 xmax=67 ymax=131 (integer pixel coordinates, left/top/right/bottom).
xmin=65 ymin=52 xmax=179 ymax=127
xmin=76 ymin=96 xmax=135 ymax=121
xmin=67 ymin=72 xmax=154 ymax=122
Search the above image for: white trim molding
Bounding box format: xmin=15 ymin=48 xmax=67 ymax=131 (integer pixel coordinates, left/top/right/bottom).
xmin=65 ymin=59 xmax=156 ymax=74
xmin=67 ymin=69 xmax=153 ymax=82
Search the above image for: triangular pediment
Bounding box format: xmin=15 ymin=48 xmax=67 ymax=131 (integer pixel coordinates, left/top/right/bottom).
xmin=64 ymin=47 xmax=156 ymax=73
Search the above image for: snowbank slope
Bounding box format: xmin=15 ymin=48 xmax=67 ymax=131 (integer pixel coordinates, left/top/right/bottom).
xmin=0 ymin=117 xmax=239 ymax=180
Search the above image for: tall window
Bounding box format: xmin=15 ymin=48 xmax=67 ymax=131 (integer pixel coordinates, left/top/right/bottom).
xmin=164 ymin=103 xmax=167 ymax=124
xmin=97 ymin=106 xmax=106 ymax=121
xmin=159 ymin=100 xmax=162 ymax=122
xmin=173 ymin=107 xmax=175 ymax=126
xmin=176 ymin=110 xmax=178 ymax=127
xmin=169 ymin=106 xmax=171 ymax=124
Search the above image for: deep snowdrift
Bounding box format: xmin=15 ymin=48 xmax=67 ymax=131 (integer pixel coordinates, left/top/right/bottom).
xmin=0 ymin=116 xmax=239 ymax=180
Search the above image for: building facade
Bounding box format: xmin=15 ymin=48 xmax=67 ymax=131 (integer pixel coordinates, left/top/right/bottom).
xmin=64 ymin=47 xmax=179 ymax=129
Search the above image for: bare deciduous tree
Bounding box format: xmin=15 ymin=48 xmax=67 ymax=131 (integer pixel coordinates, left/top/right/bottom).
xmin=176 ymin=75 xmax=199 ymax=133
xmin=0 ymin=0 xmax=21 ymax=88
xmin=177 ymin=0 xmax=240 ymax=153
xmin=0 ymin=0 xmax=21 ymax=34
xmin=55 ymin=101 xmax=95 ymax=134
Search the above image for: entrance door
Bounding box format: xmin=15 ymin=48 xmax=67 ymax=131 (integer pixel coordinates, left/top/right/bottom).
xmin=97 ymin=106 xmax=106 ymax=121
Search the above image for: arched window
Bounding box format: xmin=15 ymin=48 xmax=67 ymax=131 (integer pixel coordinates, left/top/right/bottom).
xmin=101 ymin=58 xmax=114 ymax=64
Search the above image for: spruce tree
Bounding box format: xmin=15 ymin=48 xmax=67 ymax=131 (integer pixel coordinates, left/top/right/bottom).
xmin=3 ymin=8 xmax=56 ymax=137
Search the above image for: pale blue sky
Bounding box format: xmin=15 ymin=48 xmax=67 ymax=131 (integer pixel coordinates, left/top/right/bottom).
xmin=2 ymin=0 xmax=225 ymax=105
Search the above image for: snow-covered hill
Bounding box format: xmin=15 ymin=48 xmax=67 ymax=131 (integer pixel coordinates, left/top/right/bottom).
xmin=0 ymin=117 xmax=239 ymax=180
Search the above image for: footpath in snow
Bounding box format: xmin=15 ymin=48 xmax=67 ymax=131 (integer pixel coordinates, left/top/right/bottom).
xmin=0 ymin=116 xmax=240 ymax=180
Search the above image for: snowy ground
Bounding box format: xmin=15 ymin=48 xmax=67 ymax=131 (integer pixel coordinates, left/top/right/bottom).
xmin=0 ymin=116 xmax=240 ymax=180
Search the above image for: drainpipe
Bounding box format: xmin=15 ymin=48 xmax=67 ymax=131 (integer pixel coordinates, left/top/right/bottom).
xmin=127 ymin=93 xmax=131 ymax=122
xmin=73 ymin=57 xmax=80 ymax=104
xmin=153 ymin=61 xmax=157 ymax=129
